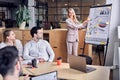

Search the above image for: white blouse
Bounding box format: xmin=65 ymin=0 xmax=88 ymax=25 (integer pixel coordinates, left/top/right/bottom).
xmin=0 ymin=39 xmax=23 ymax=56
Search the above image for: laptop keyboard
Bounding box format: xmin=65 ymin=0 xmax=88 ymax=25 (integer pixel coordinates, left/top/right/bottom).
xmin=86 ymin=66 xmax=96 ymax=72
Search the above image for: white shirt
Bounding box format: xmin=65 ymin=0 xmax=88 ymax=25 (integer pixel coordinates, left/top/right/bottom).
xmin=0 ymin=39 xmax=23 ymax=56
xmin=23 ymin=39 xmax=55 ymax=62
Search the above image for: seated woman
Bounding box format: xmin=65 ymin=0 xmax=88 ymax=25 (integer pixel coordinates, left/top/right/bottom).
xmin=0 ymin=30 xmax=23 ymax=60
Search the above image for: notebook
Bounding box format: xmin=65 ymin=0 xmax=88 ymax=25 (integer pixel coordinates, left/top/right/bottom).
xmin=68 ymin=55 xmax=96 ymax=73
xmin=30 ymin=71 xmax=58 ymax=80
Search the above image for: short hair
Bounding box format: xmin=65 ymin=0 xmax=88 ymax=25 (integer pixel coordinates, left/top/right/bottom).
xmin=0 ymin=46 xmax=18 ymax=77
xmin=30 ymin=27 xmax=42 ymax=37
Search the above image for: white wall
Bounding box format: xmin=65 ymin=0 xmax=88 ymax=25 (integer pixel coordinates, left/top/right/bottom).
xmin=106 ymin=0 xmax=120 ymax=80
xmin=105 ymin=0 xmax=120 ymax=66
xmin=28 ymin=0 xmax=36 ymax=29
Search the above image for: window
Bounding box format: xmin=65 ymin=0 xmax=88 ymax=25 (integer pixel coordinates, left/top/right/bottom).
xmin=36 ymin=0 xmax=106 ymax=29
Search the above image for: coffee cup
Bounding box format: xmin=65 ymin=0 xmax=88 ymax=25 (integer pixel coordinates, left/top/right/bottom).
xmin=57 ymin=57 xmax=62 ymax=65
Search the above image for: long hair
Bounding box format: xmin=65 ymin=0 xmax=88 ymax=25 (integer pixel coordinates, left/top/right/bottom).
xmin=3 ymin=30 xmax=16 ymax=46
xmin=3 ymin=30 xmax=11 ymax=42
xmin=67 ymin=8 xmax=79 ymax=23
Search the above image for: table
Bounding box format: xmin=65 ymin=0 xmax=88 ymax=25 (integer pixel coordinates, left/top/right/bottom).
xmin=22 ymin=62 xmax=110 ymax=80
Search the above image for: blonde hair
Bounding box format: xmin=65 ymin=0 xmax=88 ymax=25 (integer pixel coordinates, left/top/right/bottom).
xmin=3 ymin=30 xmax=16 ymax=46
xmin=3 ymin=30 xmax=11 ymax=42
xmin=67 ymin=8 xmax=78 ymax=23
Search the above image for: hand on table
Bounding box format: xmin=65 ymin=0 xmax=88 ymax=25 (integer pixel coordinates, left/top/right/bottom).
xmin=39 ymin=58 xmax=45 ymax=63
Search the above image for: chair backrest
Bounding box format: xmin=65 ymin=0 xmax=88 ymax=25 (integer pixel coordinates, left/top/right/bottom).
xmin=79 ymin=54 xmax=92 ymax=65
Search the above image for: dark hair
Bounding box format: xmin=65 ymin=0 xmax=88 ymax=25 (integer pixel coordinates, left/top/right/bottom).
xmin=3 ymin=30 xmax=12 ymax=42
xmin=0 ymin=46 xmax=18 ymax=77
xmin=30 ymin=26 xmax=42 ymax=37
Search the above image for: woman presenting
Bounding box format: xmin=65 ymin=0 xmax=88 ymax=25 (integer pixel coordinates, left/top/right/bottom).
xmin=66 ymin=8 xmax=88 ymax=56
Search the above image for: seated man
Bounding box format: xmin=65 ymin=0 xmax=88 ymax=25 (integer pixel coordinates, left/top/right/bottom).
xmin=23 ymin=27 xmax=55 ymax=64
xmin=0 ymin=46 xmax=21 ymax=80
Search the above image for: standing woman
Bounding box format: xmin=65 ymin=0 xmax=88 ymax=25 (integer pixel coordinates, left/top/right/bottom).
xmin=0 ymin=30 xmax=23 ymax=60
xmin=66 ymin=8 xmax=88 ymax=56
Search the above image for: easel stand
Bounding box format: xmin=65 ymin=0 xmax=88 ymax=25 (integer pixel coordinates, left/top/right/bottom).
xmin=82 ymin=38 xmax=109 ymax=66
xmin=103 ymin=38 xmax=109 ymax=66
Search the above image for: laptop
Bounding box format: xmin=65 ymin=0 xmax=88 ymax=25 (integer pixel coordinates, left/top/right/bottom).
xmin=30 ymin=71 xmax=58 ymax=80
xmin=68 ymin=55 xmax=96 ymax=73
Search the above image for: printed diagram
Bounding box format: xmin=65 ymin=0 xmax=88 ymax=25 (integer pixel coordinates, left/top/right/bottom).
xmin=86 ymin=7 xmax=111 ymax=37
xmin=85 ymin=5 xmax=111 ymax=45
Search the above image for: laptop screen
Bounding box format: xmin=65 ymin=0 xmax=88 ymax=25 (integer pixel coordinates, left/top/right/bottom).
xmin=30 ymin=71 xmax=58 ymax=80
